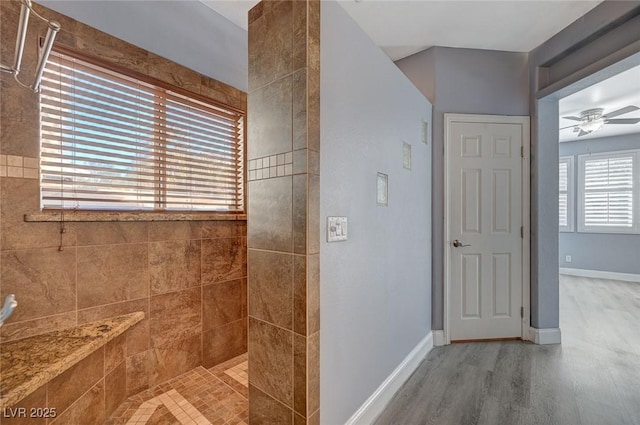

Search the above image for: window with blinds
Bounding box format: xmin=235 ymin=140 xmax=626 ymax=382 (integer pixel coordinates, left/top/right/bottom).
xmin=39 ymin=48 xmax=244 ymax=213
xmin=578 ymin=150 xmax=639 ymax=233
xmin=559 ymin=156 xmax=574 ymax=232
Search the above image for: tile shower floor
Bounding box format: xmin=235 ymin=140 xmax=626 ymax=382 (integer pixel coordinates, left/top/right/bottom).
xmin=106 ymin=354 xmax=248 ymax=425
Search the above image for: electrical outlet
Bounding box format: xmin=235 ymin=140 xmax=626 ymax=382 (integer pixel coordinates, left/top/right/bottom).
xmin=565 ymin=255 xmax=572 ymax=263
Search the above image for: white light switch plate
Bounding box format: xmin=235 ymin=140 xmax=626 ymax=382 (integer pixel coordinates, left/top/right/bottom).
xmin=327 ymin=216 xmax=348 ymax=242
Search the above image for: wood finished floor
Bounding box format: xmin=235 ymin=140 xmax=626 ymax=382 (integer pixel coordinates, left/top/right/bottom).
xmin=374 ymin=275 xmax=640 ymax=425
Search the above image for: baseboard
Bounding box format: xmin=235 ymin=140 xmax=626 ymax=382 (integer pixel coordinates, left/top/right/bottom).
xmin=560 ymin=267 xmax=640 ymax=283
xmin=433 ymin=330 xmax=446 ymax=346
xmin=528 ymin=327 xmax=562 ymax=345
xmin=344 ymin=332 xmax=434 ymax=425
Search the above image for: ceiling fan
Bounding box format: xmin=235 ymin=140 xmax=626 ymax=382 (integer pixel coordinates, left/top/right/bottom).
xmin=560 ymin=105 xmax=640 ymax=137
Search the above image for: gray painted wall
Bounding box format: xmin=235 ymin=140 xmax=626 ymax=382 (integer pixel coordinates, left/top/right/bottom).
xmin=395 ymin=47 xmax=529 ymax=330
xmin=559 ymin=134 xmax=640 ymax=274
xmin=320 ymin=2 xmax=432 ymax=424
xmin=39 ymin=0 xmax=248 ymax=91
xmin=529 ymin=2 xmax=640 ymax=329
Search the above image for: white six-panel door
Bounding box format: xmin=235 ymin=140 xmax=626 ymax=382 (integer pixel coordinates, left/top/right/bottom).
xmin=445 ymin=115 xmax=528 ymax=341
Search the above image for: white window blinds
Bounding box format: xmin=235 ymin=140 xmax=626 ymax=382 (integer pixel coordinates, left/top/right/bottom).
xmin=578 ymin=151 xmax=638 ymax=233
xmin=40 ymin=49 xmax=244 ymax=212
xmin=559 ymin=156 xmax=574 ymax=231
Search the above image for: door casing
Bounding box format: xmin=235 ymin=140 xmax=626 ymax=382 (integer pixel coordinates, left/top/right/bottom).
xmin=443 ymin=113 xmax=531 ymax=345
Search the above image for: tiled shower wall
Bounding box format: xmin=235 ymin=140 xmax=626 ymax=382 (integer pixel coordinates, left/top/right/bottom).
xmin=247 ymin=1 xmax=320 ymax=424
xmin=0 ymin=0 xmax=247 ymax=419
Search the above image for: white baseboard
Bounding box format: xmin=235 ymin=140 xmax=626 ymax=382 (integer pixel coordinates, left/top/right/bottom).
xmin=560 ymin=267 xmax=640 ymax=283
xmin=344 ymin=332 xmax=434 ymax=425
xmin=433 ymin=330 xmax=445 ymax=346
xmin=528 ymin=327 xmax=562 ymax=345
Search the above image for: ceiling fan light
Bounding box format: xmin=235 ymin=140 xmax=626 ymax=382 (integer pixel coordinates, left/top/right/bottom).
xmin=579 ymin=119 xmax=604 ymax=133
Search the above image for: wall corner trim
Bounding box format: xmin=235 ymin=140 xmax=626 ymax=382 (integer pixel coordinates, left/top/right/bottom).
xmin=432 ymin=330 xmax=446 ymax=346
xmin=529 ymin=327 xmax=562 ymax=345
xmin=344 ymin=332 xmax=434 ymax=425
xmin=560 ymin=268 xmax=640 ymax=283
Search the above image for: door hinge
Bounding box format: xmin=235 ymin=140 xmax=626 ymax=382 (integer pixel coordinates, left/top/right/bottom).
xmin=520 ymin=226 xmax=523 ymax=238
xmin=520 ymin=306 xmax=524 ymax=318
xmin=521 ymin=146 xmax=524 ymax=158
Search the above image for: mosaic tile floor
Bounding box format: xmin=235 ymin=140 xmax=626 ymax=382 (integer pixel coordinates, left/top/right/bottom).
xmin=106 ymin=354 xmax=248 ymax=425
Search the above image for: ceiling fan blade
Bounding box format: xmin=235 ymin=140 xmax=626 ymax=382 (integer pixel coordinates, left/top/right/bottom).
xmin=604 ymin=118 xmax=640 ymax=125
xmin=603 ymin=105 xmax=639 ymax=119
xmin=577 ymin=130 xmax=589 ymax=137
xmin=560 ymin=124 xmax=579 ymax=130
xmin=562 ymin=116 xmax=582 ymax=121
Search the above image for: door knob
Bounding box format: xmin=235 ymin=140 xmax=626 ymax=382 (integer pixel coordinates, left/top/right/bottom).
xmin=452 ymin=239 xmax=471 ymax=248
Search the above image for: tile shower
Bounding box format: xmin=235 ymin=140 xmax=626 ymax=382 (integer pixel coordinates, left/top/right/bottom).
xmin=1 ymin=1 xmax=246 ymax=423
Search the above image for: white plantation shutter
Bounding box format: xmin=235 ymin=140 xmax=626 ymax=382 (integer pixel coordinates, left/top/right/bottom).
xmin=40 ymin=49 xmax=244 ymax=212
xmin=559 ymin=156 xmax=573 ymax=231
xmin=578 ymin=151 xmax=638 ymax=233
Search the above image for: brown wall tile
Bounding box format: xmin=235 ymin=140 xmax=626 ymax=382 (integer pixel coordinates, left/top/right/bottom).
xmin=202 ymin=318 xmax=247 ymax=368
xmin=148 ymin=221 xmax=201 ymax=242
xmin=307 ymin=175 xmax=320 ymax=255
xmin=248 ymin=177 xmax=293 ymax=252
xmin=1 ymin=248 xmax=76 ymax=322
xmin=200 ymin=77 xmax=247 ymax=111
xmin=292 ymin=1 xmax=308 ymax=70
xmin=203 ymin=279 xmax=245 ymax=331
xmin=247 ymin=76 xmax=293 ymax=159
xmin=0 ymin=178 xmax=39 ymax=222
xmin=293 ymin=334 xmax=307 ymax=416
xmin=145 ymin=54 xmax=201 ymax=93
xmin=308 ymin=331 xmax=320 ymax=414
xmin=249 ymin=250 xmax=293 ymax=329
xmin=293 ymin=255 xmax=307 ymax=336
xmin=77 ymin=243 xmax=149 ymax=309
xmin=292 ymin=69 xmax=308 ymax=151
xmin=48 ymin=348 xmax=104 ymax=414
xmin=249 ymin=385 xmax=293 ymax=425
xmin=248 ymin=1 xmax=293 ymax=92
xmin=1 ymin=385 xmax=47 ymax=425
xmin=75 ymin=222 xmax=148 ymax=246
xmin=105 ymin=334 xmax=126 ymax=373
xmin=50 ymin=380 xmax=106 ymax=425
xmin=293 ymin=175 xmax=307 ymax=254
xmin=201 ymin=221 xmax=246 ymax=239
xmin=149 ymin=334 xmax=202 ymax=386
xmin=249 ymin=318 xmax=293 ymax=407
xmin=150 ymin=239 xmax=201 ymax=295
xmin=1 ymin=221 xmax=76 ymax=251
xmin=149 ymin=287 xmax=201 ymax=348
xmin=105 ymin=362 xmax=127 ymax=418
xmin=308 ymin=409 xmax=320 ymax=425
xmin=0 ymin=118 xmax=39 ymax=158
xmin=307 ymin=254 xmax=320 ymax=335
xmin=202 ymin=237 xmax=246 ymax=284
xmin=126 ymin=350 xmax=150 ymax=396
xmin=0 ymin=311 xmax=76 ymax=343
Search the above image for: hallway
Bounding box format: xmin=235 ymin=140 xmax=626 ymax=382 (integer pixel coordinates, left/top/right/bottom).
xmin=374 ymin=275 xmax=640 ymax=425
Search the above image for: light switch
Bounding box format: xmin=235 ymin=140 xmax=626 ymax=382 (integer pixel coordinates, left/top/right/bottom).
xmin=327 ymin=216 xmax=348 ymax=242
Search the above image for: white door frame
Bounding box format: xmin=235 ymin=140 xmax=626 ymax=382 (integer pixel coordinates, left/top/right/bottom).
xmin=443 ymin=113 xmax=531 ymax=345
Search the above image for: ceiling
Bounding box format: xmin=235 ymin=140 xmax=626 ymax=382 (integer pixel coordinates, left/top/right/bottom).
xmin=200 ymin=0 xmax=602 ymax=61
xmin=559 ymin=64 xmax=640 ymax=142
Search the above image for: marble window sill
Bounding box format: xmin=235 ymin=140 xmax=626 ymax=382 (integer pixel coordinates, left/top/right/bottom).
xmin=24 ymin=211 xmax=247 ymax=222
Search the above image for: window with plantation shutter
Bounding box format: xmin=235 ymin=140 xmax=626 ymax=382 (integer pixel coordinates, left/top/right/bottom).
xmin=578 ymin=150 xmax=639 ymax=234
xmin=39 ymin=48 xmax=244 ymax=213
xmin=559 ymin=156 xmax=574 ymax=232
